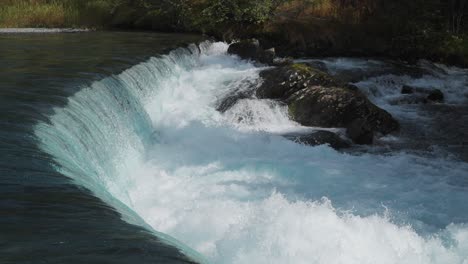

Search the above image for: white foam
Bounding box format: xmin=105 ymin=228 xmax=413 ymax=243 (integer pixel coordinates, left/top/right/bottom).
xmin=223 ymin=99 xmax=311 ymax=133
xmin=131 ymin=46 xmax=468 ymax=263
xmin=35 ymin=43 xmax=468 ymax=264
xmin=123 ymin=130 xmax=468 ymax=263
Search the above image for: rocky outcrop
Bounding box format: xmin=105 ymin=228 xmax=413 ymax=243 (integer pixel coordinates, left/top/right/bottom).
xmin=394 ymin=85 xmax=445 ymax=105
xmin=257 ymin=63 xmax=400 ymax=144
xmin=217 ymin=90 xmax=255 ymax=113
xmin=259 ymin=48 xmax=276 ymax=65
xmin=227 ymin=39 xmax=261 ymax=61
xmin=427 ymin=89 xmax=444 ymax=102
xmin=223 ymin=40 xmax=400 ymax=146
xmin=227 ymin=39 xmax=279 ymax=65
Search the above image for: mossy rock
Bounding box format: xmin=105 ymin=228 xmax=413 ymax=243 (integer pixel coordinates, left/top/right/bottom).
xmin=290 ymin=63 xmax=317 ymax=74
xmin=256 ymin=63 xmax=340 ymax=99
xmin=257 ymin=63 xmax=400 ymax=144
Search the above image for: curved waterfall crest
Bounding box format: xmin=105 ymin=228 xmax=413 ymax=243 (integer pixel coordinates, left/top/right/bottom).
xmin=34 ymin=42 xmax=212 ymax=263
xmin=34 ymin=41 xmax=468 ymax=264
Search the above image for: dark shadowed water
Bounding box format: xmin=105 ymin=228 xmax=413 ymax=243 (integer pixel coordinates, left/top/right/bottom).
xmin=0 ymin=31 xmax=203 ymax=264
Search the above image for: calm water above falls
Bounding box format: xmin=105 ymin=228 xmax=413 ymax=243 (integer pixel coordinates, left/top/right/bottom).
xmin=1 ymin=32 xmax=468 ymax=264
xmin=0 ymin=31 xmax=204 ymax=264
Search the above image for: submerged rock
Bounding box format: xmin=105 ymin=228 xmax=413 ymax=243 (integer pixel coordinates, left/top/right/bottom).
xmin=427 ymin=89 xmax=444 ymax=102
xmin=401 ymin=85 xmax=415 ymax=94
xmin=389 ymin=94 xmax=427 ymax=105
xmin=346 ymin=119 xmax=375 ymax=144
xmin=257 ymin=63 xmax=400 ymax=144
xmin=285 ymin=130 xmax=351 ymax=149
xmin=217 ymin=90 xmax=255 ymax=113
xmin=395 ymin=86 xmax=445 ymax=105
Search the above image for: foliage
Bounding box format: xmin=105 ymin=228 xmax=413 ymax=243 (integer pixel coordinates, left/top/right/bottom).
xmin=1 ymin=0 xmax=467 ymax=66
xmin=0 ymin=1 xmax=71 ymax=27
xmin=201 ymin=0 xmax=282 ymax=25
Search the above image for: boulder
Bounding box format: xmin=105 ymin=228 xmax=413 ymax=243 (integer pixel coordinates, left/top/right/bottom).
xmin=303 ymin=61 xmax=328 ymax=73
xmin=256 ymin=63 xmax=339 ymax=100
xmin=396 ymin=86 xmax=445 ymax=104
xmin=227 ymin=39 xmax=261 ymax=61
xmin=401 ymin=85 xmax=415 ymax=94
xmin=228 ymin=39 xmax=283 ymax=65
xmin=217 ymin=90 xmax=255 ymax=113
xmin=389 ymin=94 xmax=427 ymax=105
xmin=346 ymin=119 xmax=375 ymax=145
xmin=257 ymin=63 xmax=400 ymax=144
xmin=285 ymin=130 xmax=351 ymax=149
xmin=427 ymin=89 xmax=444 ymax=102
xmin=258 ymin=48 xmax=276 ymax=64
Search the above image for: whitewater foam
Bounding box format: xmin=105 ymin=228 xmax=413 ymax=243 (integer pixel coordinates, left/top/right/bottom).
xmin=35 ymin=42 xmax=468 ymax=263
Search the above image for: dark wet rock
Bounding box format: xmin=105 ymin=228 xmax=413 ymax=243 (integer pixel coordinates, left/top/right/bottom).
xmin=303 ymin=61 xmax=328 ymax=73
xmin=346 ymin=119 xmax=375 ymax=144
xmin=389 ymin=95 xmax=427 ymax=105
xmin=258 ymin=48 xmax=276 ymax=64
xmin=217 ymin=90 xmax=255 ymax=113
xmin=392 ymin=86 xmax=445 ymax=105
xmin=361 ymin=103 xmax=468 ymax=162
xmin=227 ymin=39 xmax=278 ymax=65
xmin=256 ymin=63 xmax=340 ymax=100
xmin=285 ymin=130 xmax=351 ymax=149
xmin=228 ymin=39 xmax=291 ymax=66
xmin=345 ymin=84 xmax=360 ymax=92
xmin=401 ymin=85 xmax=415 ymax=94
xmin=286 ymin=86 xmax=399 ymax=139
xmin=227 ymin=39 xmax=261 ymax=61
xmin=257 ymin=63 xmax=400 ymax=144
xmin=427 ymin=89 xmax=444 ymax=102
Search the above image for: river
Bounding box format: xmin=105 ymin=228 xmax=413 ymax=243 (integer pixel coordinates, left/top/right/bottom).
xmin=1 ymin=31 xmax=468 ymax=264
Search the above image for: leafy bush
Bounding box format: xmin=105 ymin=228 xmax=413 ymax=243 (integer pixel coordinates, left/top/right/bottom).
xmin=200 ymin=0 xmax=285 ymax=26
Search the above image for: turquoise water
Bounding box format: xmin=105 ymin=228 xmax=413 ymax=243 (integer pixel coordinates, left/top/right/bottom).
xmin=0 ymin=31 xmax=203 ymax=264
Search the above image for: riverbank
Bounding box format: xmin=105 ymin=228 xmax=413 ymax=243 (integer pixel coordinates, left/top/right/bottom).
xmin=0 ymin=28 xmax=90 ymax=33
xmin=1 ymin=0 xmax=467 ymax=67
xmin=255 ymin=19 xmax=468 ymax=68
xmin=0 ymin=0 xmax=113 ymax=28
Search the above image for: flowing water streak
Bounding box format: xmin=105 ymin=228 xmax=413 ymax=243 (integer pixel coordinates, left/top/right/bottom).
xmin=35 ymin=42 xmax=468 ymax=263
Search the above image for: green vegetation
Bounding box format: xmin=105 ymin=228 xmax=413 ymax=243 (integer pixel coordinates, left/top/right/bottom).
xmin=262 ymin=0 xmax=468 ymax=66
xmin=0 ymin=0 xmax=118 ymax=28
xmin=0 ymin=0 xmax=71 ymax=27
xmin=291 ymin=63 xmax=315 ymax=74
xmin=0 ymin=0 xmax=286 ymax=30
xmin=1 ymin=0 xmax=467 ymax=66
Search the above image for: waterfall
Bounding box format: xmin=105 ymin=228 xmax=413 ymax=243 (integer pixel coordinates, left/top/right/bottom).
xmin=35 ymin=42 xmax=468 ymax=264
